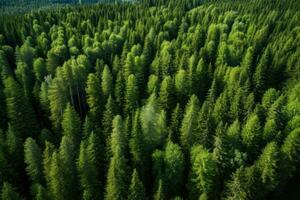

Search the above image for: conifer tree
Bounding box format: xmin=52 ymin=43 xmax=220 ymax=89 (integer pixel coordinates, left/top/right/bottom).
xmin=1 ymin=182 xmax=22 ymax=200
xmin=254 ymin=47 xmax=272 ymax=98
xmin=175 ymin=69 xmax=189 ymax=104
xmin=102 ymin=65 xmax=113 ymax=98
xmin=77 ymin=142 xmax=101 ymax=200
xmin=130 ymin=110 xmax=146 ymax=181
xmin=114 ymin=70 xmax=125 ymax=114
xmin=24 ymin=137 xmax=43 ymax=183
xmin=241 ymin=114 xmax=262 ymax=160
xmin=281 ymin=128 xmax=300 ymax=175
xmin=180 ymin=95 xmax=200 ymax=151
xmin=34 ymin=184 xmax=48 ymax=200
xmin=102 ymin=96 xmax=116 ymax=146
xmin=61 ymin=104 xmax=82 ymax=146
xmin=154 ymin=179 xmax=165 ymax=200
xmin=48 ymin=75 xmax=68 ymax=130
xmin=256 ymin=141 xmax=279 ymax=192
xmin=125 ymin=74 xmax=139 ymax=114
xmin=169 ymin=104 xmax=183 ymax=143
xmin=189 ymin=145 xmax=219 ymax=200
xmin=105 ymin=146 xmax=129 ymax=200
xmin=128 ymin=169 xmax=146 ymax=200
xmin=86 ymin=73 xmax=103 ymax=127
xmin=164 ymin=141 xmax=184 ymax=198
xmin=42 ymin=141 xmax=55 ymax=188
xmin=4 ymin=77 xmax=39 ymax=137
xmin=159 ymin=76 xmax=175 ymax=112
xmin=49 ymin=136 xmax=78 ymax=200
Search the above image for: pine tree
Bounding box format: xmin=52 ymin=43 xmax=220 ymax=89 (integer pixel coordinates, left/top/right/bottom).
xmin=48 ymin=75 xmax=68 ymax=130
xmin=256 ymin=142 xmax=280 ymax=192
xmin=114 ymin=70 xmax=125 ymax=114
xmin=86 ymin=73 xmax=103 ymax=127
xmin=125 ymin=74 xmax=139 ymax=114
xmin=61 ymin=104 xmax=82 ymax=146
xmin=168 ymin=104 xmax=183 ymax=143
xmin=34 ymin=184 xmax=49 ymax=200
xmin=33 ymin=58 xmax=47 ymax=82
xmin=128 ymin=169 xmax=146 ymax=200
xmin=164 ymin=141 xmax=184 ymax=198
xmin=105 ymin=146 xmax=129 ymax=200
xmin=130 ymin=110 xmax=146 ymax=181
xmin=110 ymin=115 xmax=127 ymax=156
xmin=224 ymin=166 xmax=260 ymax=200
xmin=180 ymin=95 xmax=200 ymax=151
xmin=77 ymin=142 xmax=101 ymax=200
xmin=254 ymin=47 xmax=272 ymax=99
xmin=4 ymin=77 xmax=39 ymax=137
xmin=105 ymin=115 xmax=129 ymax=200
xmin=42 ymin=141 xmax=55 ymax=188
xmin=175 ymin=69 xmax=189 ymax=104
xmin=154 ymin=179 xmax=165 ymax=200
xmin=15 ymin=61 xmax=35 ymax=100
xmin=189 ymin=145 xmax=219 ymax=200
xmin=281 ymin=128 xmax=300 ymax=175
xmin=159 ymin=76 xmax=175 ymax=112
xmin=102 ymin=96 xmax=116 ymax=147
xmin=49 ymin=136 xmax=78 ymax=200
xmin=241 ymin=114 xmax=262 ymax=160
xmin=1 ymin=182 xmax=22 ymax=200
xmin=86 ymin=131 xmax=105 ymax=189
xmin=102 ymin=65 xmax=113 ymax=98
xmin=24 ymin=138 xmax=43 ymax=183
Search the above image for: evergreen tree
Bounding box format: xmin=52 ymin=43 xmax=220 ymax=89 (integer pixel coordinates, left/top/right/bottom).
xmin=4 ymin=77 xmax=39 ymax=137
xmin=61 ymin=104 xmax=82 ymax=146
xmin=256 ymin=141 xmax=280 ymax=192
xmin=77 ymin=142 xmax=101 ymax=200
xmin=128 ymin=169 xmax=146 ymax=200
xmin=34 ymin=184 xmax=48 ymax=200
xmin=86 ymin=73 xmax=103 ymax=127
xmin=105 ymin=146 xmax=129 ymax=200
xmin=180 ymin=95 xmax=200 ymax=151
xmin=102 ymin=65 xmax=113 ymax=98
xmin=189 ymin=145 xmax=219 ymax=200
xmin=164 ymin=141 xmax=184 ymax=198
xmin=154 ymin=179 xmax=165 ymax=200
xmin=253 ymin=47 xmax=272 ymax=98
xmin=125 ymin=74 xmax=139 ymax=114
xmin=24 ymin=138 xmax=43 ymax=183
xmin=1 ymin=182 xmax=22 ymax=200
xmin=130 ymin=110 xmax=146 ymax=181
xmin=241 ymin=114 xmax=262 ymax=160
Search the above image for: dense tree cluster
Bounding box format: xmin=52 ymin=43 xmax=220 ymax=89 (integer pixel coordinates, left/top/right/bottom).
xmin=0 ymin=0 xmax=299 ymax=199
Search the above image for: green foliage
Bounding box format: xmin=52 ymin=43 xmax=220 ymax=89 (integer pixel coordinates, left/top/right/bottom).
xmin=189 ymin=145 xmax=219 ymax=199
xmin=61 ymin=104 xmax=82 ymax=145
xmin=128 ymin=169 xmax=146 ymax=200
xmin=1 ymin=182 xmax=22 ymax=200
xmin=180 ymin=95 xmax=200 ymax=151
xmin=77 ymin=142 xmax=100 ymax=200
xmin=24 ymin=138 xmax=43 ymax=183
xmin=0 ymin=0 xmax=300 ymax=199
xmin=102 ymin=65 xmax=113 ymax=97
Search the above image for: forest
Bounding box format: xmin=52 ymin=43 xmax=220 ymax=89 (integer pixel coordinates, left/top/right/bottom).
xmin=0 ymin=0 xmax=300 ymax=199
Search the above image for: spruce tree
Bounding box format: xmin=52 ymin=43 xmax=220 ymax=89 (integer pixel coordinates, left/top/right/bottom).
xmin=61 ymin=104 xmax=82 ymax=146
xmin=1 ymin=182 xmax=22 ymax=200
xmin=128 ymin=169 xmax=146 ymax=200
xmin=24 ymin=138 xmax=43 ymax=183
xmin=180 ymin=95 xmax=200 ymax=151
xmin=102 ymin=65 xmax=113 ymax=98
xmin=77 ymin=142 xmax=101 ymax=200
xmin=125 ymin=74 xmax=139 ymax=114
